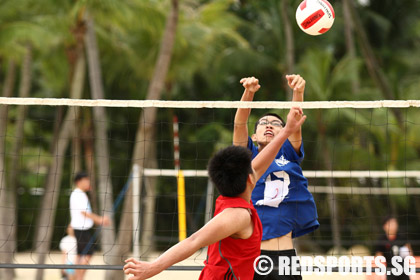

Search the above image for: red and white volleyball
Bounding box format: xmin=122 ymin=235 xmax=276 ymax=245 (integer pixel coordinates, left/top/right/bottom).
xmin=296 ymin=0 xmax=335 ymax=36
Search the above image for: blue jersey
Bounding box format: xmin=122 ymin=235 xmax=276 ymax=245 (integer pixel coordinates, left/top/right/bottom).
xmin=248 ymin=137 xmax=319 ymax=240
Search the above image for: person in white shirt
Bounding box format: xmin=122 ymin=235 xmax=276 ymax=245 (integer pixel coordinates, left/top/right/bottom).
xmin=70 ymin=172 xmax=110 ymax=280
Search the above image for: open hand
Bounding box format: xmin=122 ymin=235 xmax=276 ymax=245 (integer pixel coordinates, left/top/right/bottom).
xmin=123 ymin=258 xmax=156 ymax=280
xmin=101 ymin=215 xmax=111 ymax=227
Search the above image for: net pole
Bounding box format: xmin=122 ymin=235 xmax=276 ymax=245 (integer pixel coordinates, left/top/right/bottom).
xmin=132 ymin=164 xmax=140 ymax=258
xmin=204 ymin=179 xmax=214 ymax=224
xmin=174 ymin=116 xmax=187 ymax=241
xmin=177 ymin=171 xmax=187 ymax=241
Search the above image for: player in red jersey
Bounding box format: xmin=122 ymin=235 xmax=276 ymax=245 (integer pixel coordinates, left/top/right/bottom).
xmin=123 ymin=107 xmax=306 ymax=280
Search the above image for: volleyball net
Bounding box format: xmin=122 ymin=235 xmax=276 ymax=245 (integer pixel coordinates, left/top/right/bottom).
xmin=0 ymin=98 xmax=419 ymax=276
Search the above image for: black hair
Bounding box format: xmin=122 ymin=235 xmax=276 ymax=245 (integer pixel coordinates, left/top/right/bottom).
xmin=253 ymin=113 xmax=285 ymax=133
xmin=382 ymin=215 xmax=397 ymax=226
xmin=74 ymin=171 xmax=89 ymax=183
xmin=207 ymin=146 xmax=253 ymax=197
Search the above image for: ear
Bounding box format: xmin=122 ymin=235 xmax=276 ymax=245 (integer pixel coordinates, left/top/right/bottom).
xmin=247 ymin=172 xmax=256 ymax=186
xmin=247 ymin=174 xmax=253 ymax=184
xmin=251 ymin=133 xmax=257 ymax=142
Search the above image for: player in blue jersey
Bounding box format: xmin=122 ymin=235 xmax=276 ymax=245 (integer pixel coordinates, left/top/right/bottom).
xmin=233 ymin=75 xmax=319 ymax=280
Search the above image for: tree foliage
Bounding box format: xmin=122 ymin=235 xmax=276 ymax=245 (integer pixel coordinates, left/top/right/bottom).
xmin=0 ymin=0 xmax=420 ymax=261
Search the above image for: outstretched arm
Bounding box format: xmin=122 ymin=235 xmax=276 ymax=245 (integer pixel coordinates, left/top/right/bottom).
xmin=233 ymin=77 xmax=261 ymax=147
xmin=123 ymin=208 xmax=251 ymax=280
xmin=285 ymin=74 xmax=306 ymax=153
xmin=252 ymin=107 xmax=306 ymax=180
xmin=81 ymin=211 xmax=110 ymax=226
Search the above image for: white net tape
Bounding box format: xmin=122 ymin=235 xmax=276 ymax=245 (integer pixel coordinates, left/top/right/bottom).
xmin=143 ymin=169 xmax=420 ymax=178
xmin=0 ymin=97 xmax=420 ymax=109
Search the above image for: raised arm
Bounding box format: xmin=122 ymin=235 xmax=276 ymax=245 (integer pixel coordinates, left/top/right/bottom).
xmin=123 ymin=207 xmax=251 ymax=280
xmin=233 ymin=77 xmax=261 ymax=147
xmin=285 ymin=74 xmax=306 ymax=153
xmin=252 ymin=107 xmax=306 ymax=180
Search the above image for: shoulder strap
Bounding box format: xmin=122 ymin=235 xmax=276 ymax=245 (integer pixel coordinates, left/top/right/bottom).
xmin=218 ymin=197 xmax=252 ymax=211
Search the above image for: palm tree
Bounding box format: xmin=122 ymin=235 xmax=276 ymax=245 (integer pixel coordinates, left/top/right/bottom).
xmin=8 ymin=42 xmax=33 ymax=239
xmin=298 ymin=48 xmax=362 ymax=251
xmin=113 ymin=2 xmax=179 ymax=277
xmin=0 ymin=59 xmax=17 ymax=280
xmin=280 ymin=0 xmax=295 ymax=99
xmin=84 ymin=13 xmax=117 ymax=269
xmin=347 ymin=0 xmax=402 ymax=122
xmin=34 ymin=46 xmax=86 ymax=280
xmin=110 ymin=2 xmax=253 ymax=271
xmin=342 ymin=0 xmax=360 ymax=94
xmin=0 ymin=2 xmax=54 ymax=277
xmin=32 ymin=7 xmax=88 ymax=273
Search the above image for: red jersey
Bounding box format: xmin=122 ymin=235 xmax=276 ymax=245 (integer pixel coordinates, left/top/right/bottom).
xmin=199 ymin=196 xmax=262 ymax=280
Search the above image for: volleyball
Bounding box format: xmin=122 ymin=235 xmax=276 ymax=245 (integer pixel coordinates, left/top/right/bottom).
xmin=296 ymin=0 xmax=335 ymax=36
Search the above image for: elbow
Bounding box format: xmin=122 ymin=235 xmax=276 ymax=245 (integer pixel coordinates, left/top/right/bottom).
xmin=186 ymin=232 xmax=206 ymax=251
xmin=234 ymin=122 xmax=247 ymax=128
xmin=188 ymin=232 xmax=200 ymax=246
xmin=233 ymin=141 xmax=247 ymax=148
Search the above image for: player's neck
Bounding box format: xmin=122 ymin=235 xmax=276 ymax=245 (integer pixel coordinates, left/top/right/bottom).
xmin=258 ymin=143 xmax=268 ymax=153
xmin=238 ymin=185 xmax=253 ymax=203
xmin=386 ymin=233 xmax=397 ymax=241
xmin=75 ymin=186 xmax=86 ymax=193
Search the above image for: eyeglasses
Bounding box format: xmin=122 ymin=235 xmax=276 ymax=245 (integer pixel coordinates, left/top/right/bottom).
xmin=257 ymin=120 xmax=284 ymax=127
